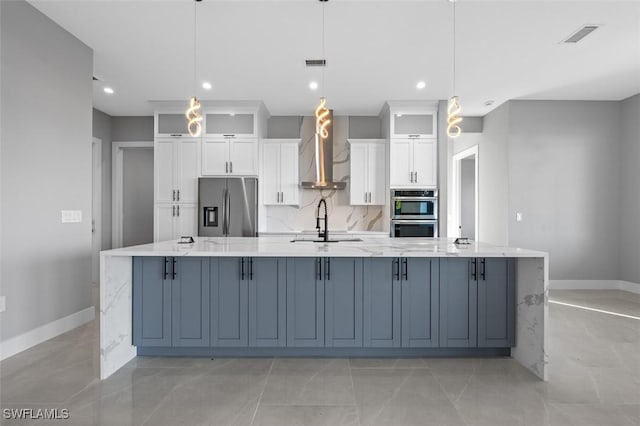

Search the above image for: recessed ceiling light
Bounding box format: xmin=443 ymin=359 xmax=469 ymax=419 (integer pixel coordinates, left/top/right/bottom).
xmin=309 ymin=81 xmax=319 ymax=90
xmin=103 ymin=87 xmax=114 ymax=94
xmin=416 ymin=81 xmax=426 ymax=90
xmin=484 ymin=100 xmax=495 ymax=106
xmin=202 ymin=81 xmax=212 ymax=90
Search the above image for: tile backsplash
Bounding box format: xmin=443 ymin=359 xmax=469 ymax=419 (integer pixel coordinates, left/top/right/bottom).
xmin=263 ymin=115 xmax=386 ymax=233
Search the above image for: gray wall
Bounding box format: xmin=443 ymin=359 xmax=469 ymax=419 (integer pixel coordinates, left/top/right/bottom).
xmin=508 ymin=101 xmax=621 ymax=280
xmin=122 ymin=148 xmax=154 ymax=247
xmin=92 ymin=114 xmax=153 ymax=249
xmin=1 ymin=0 xmax=93 ymax=339
xmin=92 ymin=109 xmax=112 ymax=249
xmin=620 ymin=94 xmax=640 ymax=284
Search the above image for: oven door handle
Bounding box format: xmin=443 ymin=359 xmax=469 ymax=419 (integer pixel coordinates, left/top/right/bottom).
xmin=391 ymin=196 xmax=438 ymax=201
xmin=390 ymin=220 xmax=438 ymax=224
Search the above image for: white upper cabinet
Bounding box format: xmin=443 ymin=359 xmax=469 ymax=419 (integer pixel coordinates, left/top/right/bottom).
xmin=390 ymin=110 xmax=437 ymax=139
xmin=202 ymin=137 xmax=258 ymax=176
xmin=389 ymin=138 xmax=437 ymax=188
xmin=205 ymin=112 xmax=257 ymax=138
xmin=260 ymin=139 xmax=300 ymax=206
xmin=154 ymin=138 xmax=200 ymax=203
xmin=348 ymin=139 xmax=387 ymax=205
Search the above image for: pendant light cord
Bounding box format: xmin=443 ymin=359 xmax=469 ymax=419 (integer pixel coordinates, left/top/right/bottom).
xmin=193 ymin=0 xmax=197 ymax=95
xmin=321 ymin=1 xmax=326 ymax=99
xmin=452 ymin=0 xmax=456 ymax=96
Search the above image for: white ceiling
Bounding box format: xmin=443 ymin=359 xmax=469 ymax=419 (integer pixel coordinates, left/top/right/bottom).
xmin=29 ymin=0 xmax=640 ymax=117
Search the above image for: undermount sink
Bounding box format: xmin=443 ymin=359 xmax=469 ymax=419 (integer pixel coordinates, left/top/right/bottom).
xmin=290 ymin=237 xmax=363 ymax=243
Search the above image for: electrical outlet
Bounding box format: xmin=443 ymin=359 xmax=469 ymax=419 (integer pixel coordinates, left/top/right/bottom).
xmin=0 ymin=296 xmax=6 ymax=313
xmin=516 ymin=212 xmax=523 ymax=222
xmin=61 ymin=210 xmax=82 ymax=223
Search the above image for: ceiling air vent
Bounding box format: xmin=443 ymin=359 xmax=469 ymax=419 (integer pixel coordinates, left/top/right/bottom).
xmin=563 ymin=25 xmax=599 ymax=43
xmin=305 ymin=59 xmax=327 ymax=67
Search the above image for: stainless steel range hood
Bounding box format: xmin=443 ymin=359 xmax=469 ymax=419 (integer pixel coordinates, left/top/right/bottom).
xmin=300 ymin=110 xmax=346 ymax=190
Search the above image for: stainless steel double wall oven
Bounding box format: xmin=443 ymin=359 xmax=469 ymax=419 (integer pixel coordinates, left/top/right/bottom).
xmin=390 ymin=189 xmax=438 ymax=237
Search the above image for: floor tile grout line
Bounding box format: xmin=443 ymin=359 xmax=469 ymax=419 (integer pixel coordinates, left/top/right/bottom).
xmin=346 ymin=359 xmax=363 ymax=426
xmin=249 ymin=357 xmax=275 ymax=426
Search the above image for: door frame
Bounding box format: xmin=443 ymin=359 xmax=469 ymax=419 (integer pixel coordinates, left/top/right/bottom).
xmin=112 ymin=141 xmax=154 ymax=248
xmin=450 ymin=145 xmax=479 ymax=240
xmin=92 ymin=137 xmax=102 ymax=285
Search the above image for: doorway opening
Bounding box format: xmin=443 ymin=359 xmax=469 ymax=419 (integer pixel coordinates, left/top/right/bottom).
xmin=91 ymin=137 xmax=102 ymax=285
xmin=451 ymin=145 xmax=479 ymax=240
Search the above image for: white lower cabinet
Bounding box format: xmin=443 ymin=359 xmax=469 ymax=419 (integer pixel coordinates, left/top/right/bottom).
xmin=154 ymin=203 xmax=197 ymax=242
xmin=348 ymin=139 xmax=387 ymax=205
xmin=261 ymin=139 xmax=300 ymax=206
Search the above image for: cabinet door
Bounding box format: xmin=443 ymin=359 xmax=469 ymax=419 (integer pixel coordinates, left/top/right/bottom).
xmin=286 ymin=258 xmax=324 ymax=347
xmin=172 ymin=258 xmax=210 ymax=347
xmin=325 ymin=258 xmax=363 ymax=347
xmin=363 ymin=258 xmax=401 ymax=347
xmin=279 ymin=143 xmax=300 ymax=205
xmin=205 ymin=113 xmax=256 ymax=137
xmin=249 ymin=258 xmax=286 ymax=347
xmin=133 ymin=257 xmax=172 ymax=346
xmin=349 ymin=144 xmax=368 ymax=205
xmin=176 ymin=204 xmax=197 ymax=238
xmin=155 ymin=140 xmax=175 ymax=203
xmin=176 ymin=139 xmax=199 ymax=203
xmin=401 ymin=259 xmax=439 ymax=348
xmin=229 ymin=138 xmax=257 ymax=176
xmin=211 ymin=258 xmax=248 ymax=347
xmin=367 ymin=143 xmax=386 ymax=205
xmin=413 ymin=139 xmax=437 ymax=187
xmin=391 ymin=112 xmax=436 ymax=138
xmin=202 ymin=139 xmax=228 ymax=176
xmin=439 ymin=258 xmax=477 ymax=348
xmin=157 ymin=113 xmax=189 ymax=136
xmin=389 ymin=139 xmax=413 ymax=187
xmin=262 ymin=143 xmax=280 ymax=205
xmin=478 ymin=258 xmax=515 ymax=348
xmin=154 ymin=204 xmax=175 ymax=242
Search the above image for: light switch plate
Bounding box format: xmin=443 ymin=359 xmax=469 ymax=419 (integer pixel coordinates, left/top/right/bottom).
xmin=516 ymin=212 xmax=523 ymax=222
xmin=0 ymin=296 xmax=6 ymax=313
xmin=61 ymin=210 xmax=82 ymax=223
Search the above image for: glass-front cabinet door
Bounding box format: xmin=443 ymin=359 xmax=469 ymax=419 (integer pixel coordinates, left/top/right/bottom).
xmin=390 ymin=110 xmax=437 ymax=138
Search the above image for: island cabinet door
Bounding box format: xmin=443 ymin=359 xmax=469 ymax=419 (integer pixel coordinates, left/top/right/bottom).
xmin=133 ymin=257 xmax=172 ymax=347
xmin=325 ymin=258 xmax=363 ymax=347
xmin=172 ymin=258 xmax=210 ymax=347
xmin=477 ymin=258 xmax=516 ymax=348
xmin=439 ymin=258 xmax=478 ymax=348
xmin=363 ymin=258 xmax=401 ymax=347
xmin=401 ymin=258 xmax=439 ymax=348
xmin=248 ymin=258 xmax=286 ymax=347
xmin=286 ymin=258 xmax=324 ymax=347
xmin=211 ymin=258 xmax=249 ymax=347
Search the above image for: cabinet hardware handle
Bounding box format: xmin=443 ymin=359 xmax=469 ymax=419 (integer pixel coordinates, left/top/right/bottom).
xmin=408 ymin=134 xmax=420 ymax=138
xmin=223 ymin=134 xmax=236 ymax=138
xmin=414 ymin=172 xmax=418 ymax=182
xmin=230 ymin=162 xmax=233 ymax=173
xmin=226 ymin=162 xmax=229 ymax=173
xmin=402 ymin=258 xmax=408 ymax=280
xmin=280 ymin=192 xmax=284 ymax=203
xmin=170 ymin=134 xmax=182 ymax=137
xmin=316 ymin=258 xmax=322 ymax=280
xmin=164 ymin=257 xmax=169 ymax=279
xmin=172 ymin=257 xmax=177 ymax=279
xmin=249 ymin=258 xmax=254 ymax=280
xmin=364 ymin=192 xmax=367 ymax=203
xmin=326 ymin=258 xmax=330 ymax=280
xmin=369 ymin=192 xmax=372 ymax=203
xmin=177 ymin=205 xmax=180 ymax=216
xmin=471 ymin=258 xmax=477 ymax=280
xmin=480 ymin=258 xmax=486 ymax=281
xmin=177 ymin=190 xmax=180 ymax=201
xmin=393 ymin=258 xmax=400 ymax=280
xmin=172 ymin=205 xmax=176 ymax=217
xmin=172 ymin=190 xmax=176 ymax=201
xmin=241 ymin=258 xmax=245 ymax=280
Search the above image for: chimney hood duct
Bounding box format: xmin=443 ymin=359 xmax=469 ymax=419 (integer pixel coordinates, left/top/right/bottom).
xmin=301 ymin=110 xmax=346 ymax=190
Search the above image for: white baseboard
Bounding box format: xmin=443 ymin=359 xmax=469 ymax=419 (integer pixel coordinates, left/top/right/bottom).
xmin=0 ymin=306 xmax=95 ymax=361
xmin=550 ymin=280 xmax=640 ymax=295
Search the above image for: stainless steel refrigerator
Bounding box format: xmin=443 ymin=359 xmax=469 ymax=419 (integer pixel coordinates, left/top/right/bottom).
xmin=198 ymin=177 xmax=258 ymax=237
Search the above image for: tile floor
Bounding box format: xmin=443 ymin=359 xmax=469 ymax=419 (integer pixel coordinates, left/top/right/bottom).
xmin=0 ymin=289 xmax=638 ymax=425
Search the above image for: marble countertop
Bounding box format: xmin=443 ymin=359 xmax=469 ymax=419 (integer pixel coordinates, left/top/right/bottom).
xmin=101 ymin=237 xmax=547 ymax=258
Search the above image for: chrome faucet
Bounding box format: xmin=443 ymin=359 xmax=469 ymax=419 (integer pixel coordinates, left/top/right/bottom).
xmin=316 ymin=198 xmax=329 ymax=242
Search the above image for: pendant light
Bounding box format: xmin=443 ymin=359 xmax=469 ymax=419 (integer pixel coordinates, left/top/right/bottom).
xmin=185 ymin=0 xmax=202 ymax=137
xmin=447 ymin=0 xmax=462 ymax=139
xmin=315 ymin=0 xmax=330 ymax=144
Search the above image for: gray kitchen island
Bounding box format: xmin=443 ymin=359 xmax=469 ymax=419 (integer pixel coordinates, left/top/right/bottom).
xmin=100 ymin=237 xmax=548 ymax=380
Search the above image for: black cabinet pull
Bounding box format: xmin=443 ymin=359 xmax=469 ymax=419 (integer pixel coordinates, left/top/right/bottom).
xmin=164 ymin=257 xmax=169 ymax=279
xmin=393 ymin=258 xmax=400 ymax=280
xmin=471 ymin=258 xmax=477 ymax=280
xmin=326 ymin=258 xmax=331 ymax=281
xmin=316 ymin=258 xmax=322 ymax=280
xmin=172 ymin=257 xmax=177 ymax=279
xmin=480 ymin=258 xmax=486 ymax=281
xmin=240 ymin=258 xmax=245 ymax=280
xmin=249 ymin=258 xmax=254 ymax=280
xmin=402 ymin=258 xmax=408 ymax=280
